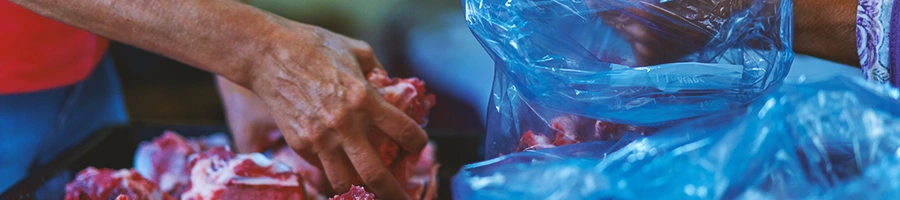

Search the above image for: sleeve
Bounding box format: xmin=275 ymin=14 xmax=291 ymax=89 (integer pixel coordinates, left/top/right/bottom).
xmin=890 ymin=0 xmax=900 ymax=86
xmin=857 ymin=0 xmax=897 ymax=85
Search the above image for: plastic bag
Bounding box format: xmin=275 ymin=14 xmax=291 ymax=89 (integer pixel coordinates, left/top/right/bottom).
xmin=467 ymin=0 xmax=795 ymax=158
xmin=452 ymin=76 xmax=900 ymax=199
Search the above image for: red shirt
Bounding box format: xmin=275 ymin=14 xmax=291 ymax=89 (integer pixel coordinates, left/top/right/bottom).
xmin=0 ymin=1 xmax=108 ymax=94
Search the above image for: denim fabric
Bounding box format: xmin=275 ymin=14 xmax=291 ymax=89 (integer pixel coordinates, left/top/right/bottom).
xmin=0 ymin=54 xmax=128 ymax=193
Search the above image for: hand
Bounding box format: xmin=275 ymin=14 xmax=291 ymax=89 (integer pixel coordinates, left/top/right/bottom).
xmin=246 ymin=24 xmax=428 ymax=200
xmin=589 ymin=0 xmax=752 ymax=66
xmin=216 ymin=76 xmax=281 ymax=154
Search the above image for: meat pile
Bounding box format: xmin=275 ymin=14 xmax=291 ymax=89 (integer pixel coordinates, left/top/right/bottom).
xmin=133 ymin=132 xmax=230 ymax=196
xmin=65 ymin=167 xmax=174 ymax=200
xmin=516 ymin=115 xmax=649 ymax=152
xmin=329 ymin=186 xmax=375 ymax=200
xmin=65 ymin=69 xmax=438 ymax=200
xmin=181 ymin=152 xmax=305 ymax=200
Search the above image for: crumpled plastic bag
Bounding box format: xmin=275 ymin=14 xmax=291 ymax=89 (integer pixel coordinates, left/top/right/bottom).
xmin=452 ymin=76 xmax=900 ymax=199
xmin=468 ymin=0 xmax=795 ymax=158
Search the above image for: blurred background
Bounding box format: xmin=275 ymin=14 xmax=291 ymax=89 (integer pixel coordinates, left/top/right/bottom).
xmin=111 ymin=0 xmax=857 ymax=136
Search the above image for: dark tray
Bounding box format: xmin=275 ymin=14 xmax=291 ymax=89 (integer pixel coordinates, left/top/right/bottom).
xmin=0 ymin=123 xmax=483 ymax=200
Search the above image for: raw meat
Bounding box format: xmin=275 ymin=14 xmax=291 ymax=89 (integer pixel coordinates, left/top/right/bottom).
xmin=270 ymin=142 xmax=439 ymax=200
xmin=329 ymin=185 xmax=375 ymax=200
xmin=134 ymin=132 xmax=230 ymax=197
xmin=363 ymin=68 xmax=438 ymax=199
xmin=181 ymin=153 xmax=305 ymax=200
xmin=65 ymin=167 xmax=174 ymax=200
xmin=67 ymin=70 xmax=439 ymax=200
xmin=516 ymin=115 xmax=642 ymax=152
xmin=266 ymin=142 xmax=328 ymax=200
xmin=366 ymin=68 xmax=436 ymax=125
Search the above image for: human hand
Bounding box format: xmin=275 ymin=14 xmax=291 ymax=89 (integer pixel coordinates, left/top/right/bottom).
xmin=216 ymin=76 xmax=282 ymax=154
xmin=588 ymin=0 xmax=753 ymax=66
xmin=245 ymin=24 xmax=427 ymax=200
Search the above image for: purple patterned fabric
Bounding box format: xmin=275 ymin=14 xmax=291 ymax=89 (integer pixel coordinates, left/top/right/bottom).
xmin=892 ymin=0 xmax=900 ymax=86
xmin=857 ymin=0 xmax=893 ymax=85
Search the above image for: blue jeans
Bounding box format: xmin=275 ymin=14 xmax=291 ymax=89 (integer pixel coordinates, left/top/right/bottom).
xmin=0 ymin=54 xmax=128 ymax=193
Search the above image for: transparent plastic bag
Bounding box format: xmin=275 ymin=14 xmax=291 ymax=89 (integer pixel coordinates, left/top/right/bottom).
xmin=453 ymin=76 xmax=900 ymax=199
xmin=467 ymin=0 xmax=794 ymax=158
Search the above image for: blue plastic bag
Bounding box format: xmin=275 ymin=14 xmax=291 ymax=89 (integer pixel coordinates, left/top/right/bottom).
xmin=468 ymin=0 xmax=795 ymax=158
xmin=453 ymin=76 xmax=900 ymax=199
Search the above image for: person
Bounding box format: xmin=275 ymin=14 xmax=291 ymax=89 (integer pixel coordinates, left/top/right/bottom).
xmin=592 ymin=0 xmax=897 ymax=83
xmin=1 ymin=0 xmax=427 ymax=199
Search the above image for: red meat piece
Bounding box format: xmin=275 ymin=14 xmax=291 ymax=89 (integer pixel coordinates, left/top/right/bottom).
xmin=516 ymin=131 xmax=556 ymax=151
xmin=516 ymin=115 xmax=644 ymax=152
xmin=329 ymin=185 xmax=375 ymax=200
xmin=270 ymin=142 xmax=439 ymax=200
xmin=362 ymin=69 xmax=438 ymax=198
xmin=134 ymin=131 xmax=230 ymax=197
xmin=367 ymin=68 xmax=436 ymax=125
xmin=181 ymin=153 xmax=306 ymax=200
xmin=268 ymin=144 xmax=329 ymax=200
xmin=551 ymin=120 xmax=581 ymax=146
xmin=65 ymin=167 xmax=174 ymax=200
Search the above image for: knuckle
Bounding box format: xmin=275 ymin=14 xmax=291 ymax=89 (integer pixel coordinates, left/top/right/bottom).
xmin=305 ymin=129 xmax=338 ymax=152
xmin=361 ymin=170 xmax=392 ymax=186
xmin=330 ymin=181 xmax=351 ymax=193
xmin=308 ymin=26 xmax=330 ymax=39
xmin=401 ymin=122 xmax=426 ymax=145
xmin=343 ymin=85 xmax=371 ymax=109
xmin=323 ymin=115 xmax=346 ymax=129
xmin=355 ymin=42 xmax=375 ymax=58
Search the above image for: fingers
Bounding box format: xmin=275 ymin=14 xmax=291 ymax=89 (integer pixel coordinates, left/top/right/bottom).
xmin=318 ymin=147 xmax=360 ymax=193
xmin=370 ymin=100 xmax=429 ymax=153
xmin=345 ymin=38 xmax=385 ymax=75
xmin=343 ymin=138 xmax=411 ymax=200
xmin=217 ymin=75 xmax=281 ymax=153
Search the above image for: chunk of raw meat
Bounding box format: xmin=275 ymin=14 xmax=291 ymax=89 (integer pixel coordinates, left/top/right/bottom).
xmin=181 ymin=153 xmax=306 ymax=200
xmin=406 ymin=142 xmax=440 ymax=200
xmin=270 ymin=142 xmax=439 ymax=200
xmin=134 ymin=131 xmax=230 ymax=197
xmin=267 ymin=142 xmax=328 ymax=200
xmin=366 ymin=68 xmax=436 ymax=125
xmin=329 ymin=185 xmax=375 ymax=200
xmin=516 ymin=115 xmax=642 ymax=152
xmin=516 ymin=131 xmax=556 ymax=151
xmin=363 ymin=68 xmax=438 ymax=198
xmin=65 ymin=167 xmax=173 ymax=200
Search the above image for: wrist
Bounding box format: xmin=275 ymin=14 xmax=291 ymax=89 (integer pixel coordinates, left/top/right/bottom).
xmin=793 ymin=0 xmax=858 ymax=66
xmin=227 ymin=14 xmax=300 ymax=93
xmin=243 ymin=20 xmax=328 ymax=97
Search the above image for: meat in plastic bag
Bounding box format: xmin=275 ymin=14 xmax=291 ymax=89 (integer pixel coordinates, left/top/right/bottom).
xmin=466 ymin=0 xmax=795 ymax=158
xmin=453 ymin=76 xmax=900 ymax=199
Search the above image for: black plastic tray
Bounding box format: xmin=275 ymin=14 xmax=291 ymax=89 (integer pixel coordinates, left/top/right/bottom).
xmin=0 ymin=123 xmax=483 ymax=200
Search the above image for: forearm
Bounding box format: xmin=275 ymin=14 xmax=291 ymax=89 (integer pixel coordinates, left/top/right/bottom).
xmin=794 ymin=0 xmax=859 ymax=66
xmin=10 ymin=0 xmax=286 ymax=87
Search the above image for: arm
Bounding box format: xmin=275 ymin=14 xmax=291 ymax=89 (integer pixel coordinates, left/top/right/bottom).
xmin=794 ymin=0 xmax=859 ymax=67
xmin=595 ymin=0 xmax=860 ymax=67
xmin=216 ymin=75 xmax=280 ymax=154
xmin=12 ymin=0 xmax=268 ymax=87
xmin=10 ymin=1 xmax=424 ymax=199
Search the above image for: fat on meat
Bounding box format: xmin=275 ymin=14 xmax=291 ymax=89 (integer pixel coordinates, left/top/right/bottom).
xmin=134 ymin=131 xmax=230 ymax=197
xmin=65 ymin=167 xmax=174 ymax=200
xmin=181 ymin=153 xmax=305 ymax=200
xmin=516 ymin=115 xmax=640 ymax=152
